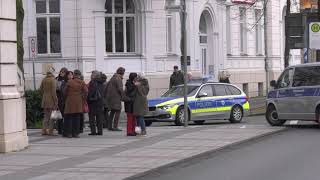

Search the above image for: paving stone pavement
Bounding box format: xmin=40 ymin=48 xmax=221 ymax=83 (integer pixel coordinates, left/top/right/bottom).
xmin=0 ymin=124 xmax=284 ymax=180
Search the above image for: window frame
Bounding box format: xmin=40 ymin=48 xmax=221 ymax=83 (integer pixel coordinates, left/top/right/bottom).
xmin=197 ymin=85 xmax=214 ymax=97
xmin=35 ymin=0 xmax=61 ymax=56
xmin=239 ymin=7 xmax=247 ymax=55
xmin=212 ymin=84 xmax=229 ymax=96
xmin=105 ymin=0 xmax=136 ymax=54
xmin=277 ymin=68 xmax=293 ymax=89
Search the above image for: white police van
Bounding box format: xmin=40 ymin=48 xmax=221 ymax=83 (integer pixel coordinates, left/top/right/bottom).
xmin=266 ymin=63 xmax=320 ymax=126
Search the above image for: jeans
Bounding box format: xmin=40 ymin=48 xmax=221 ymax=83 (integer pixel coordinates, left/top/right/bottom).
xmin=89 ymin=111 xmax=104 ymax=134
xmin=136 ymin=116 xmax=146 ymax=131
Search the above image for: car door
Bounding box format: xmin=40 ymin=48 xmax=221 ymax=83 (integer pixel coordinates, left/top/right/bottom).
xmin=276 ymin=68 xmax=294 ymax=120
xmin=212 ymin=84 xmax=231 ymax=119
xmin=193 ymin=85 xmax=215 ymax=120
xmin=291 ymin=66 xmax=320 ymax=120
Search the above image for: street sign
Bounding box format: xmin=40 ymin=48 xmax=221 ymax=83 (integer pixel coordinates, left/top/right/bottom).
xmin=28 ymin=36 xmax=37 ymax=58
xmin=309 ymin=22 xmax=320 ymax=49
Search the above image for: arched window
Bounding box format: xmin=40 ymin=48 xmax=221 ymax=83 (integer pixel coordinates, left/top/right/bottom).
xmin=199 ymin=13 xmax=207 ymax=44
xmin=105 ymin=0 xmax=135 ymax=53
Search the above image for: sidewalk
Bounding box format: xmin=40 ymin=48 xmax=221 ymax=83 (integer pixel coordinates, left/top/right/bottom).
xmin=0 ymin=123 xmax=284 ymax=180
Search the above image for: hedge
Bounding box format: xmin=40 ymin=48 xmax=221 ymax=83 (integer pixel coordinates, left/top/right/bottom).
xmin=25 ymin=90 xmax=43 ymax=128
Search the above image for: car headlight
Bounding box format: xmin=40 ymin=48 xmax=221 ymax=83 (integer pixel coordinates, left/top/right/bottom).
xmin=158 ymin=104 xmax=176 ymax=110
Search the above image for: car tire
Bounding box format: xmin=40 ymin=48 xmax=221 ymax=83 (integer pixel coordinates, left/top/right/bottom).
xmin=145 ymin=121 xmax=152 ymax=127
xmin=266 ymin=105 xmax=286 ymax=126
xmin=194 ymin=120 xmax=205 ymax=125
xmin=229 ymin=105 xmax=243 ymax=123
xmin=175 ymin=106 xmax=189 ymax=126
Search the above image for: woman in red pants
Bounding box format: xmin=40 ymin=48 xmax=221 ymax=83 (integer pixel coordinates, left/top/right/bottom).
xmin=124 ymin=73 xmax=138 ymax=136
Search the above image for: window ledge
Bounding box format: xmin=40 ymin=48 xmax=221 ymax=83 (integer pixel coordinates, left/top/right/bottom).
xmin=105 ymin=53 xmax=143 ymax=58
xmin=36 ymin=54 xmax=62 ymax=59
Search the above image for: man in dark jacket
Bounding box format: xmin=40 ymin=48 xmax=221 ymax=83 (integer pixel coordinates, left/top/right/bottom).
xmin=169 ymin=66 xmax=184 ymax=89
xmin=105 ymin=67 xmax=126 ymax=131
xmin=87 ymin=71 xmax=104 ymax=135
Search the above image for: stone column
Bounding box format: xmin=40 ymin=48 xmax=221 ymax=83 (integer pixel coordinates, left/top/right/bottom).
xmin=0 ymin=0 xmax=28 ymax=152
xmin=93 ymin=10 xmax=106 ymax=72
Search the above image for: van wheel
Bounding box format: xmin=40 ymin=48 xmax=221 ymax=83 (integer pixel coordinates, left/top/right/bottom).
xmin=229 ymin=105 xmax=243 ymax=123
xmin=266 ymin=105 xmax=286 ymax=126
xmin=175 ymin=106 xmax=189 ymax=126
xmin=145 ymin=121 xmax=152 ymax=127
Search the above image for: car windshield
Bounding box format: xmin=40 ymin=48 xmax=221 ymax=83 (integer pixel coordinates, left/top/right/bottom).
xmin=162 ymin=86 xmax=199 ymax=97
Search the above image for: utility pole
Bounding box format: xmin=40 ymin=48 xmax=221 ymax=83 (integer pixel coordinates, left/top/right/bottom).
xmin=264 ymin=0 xmax=270 ymax=94
xmin=284 ymin=0 xmax=291 ymax=68
xmin=180 ymin=0 xmax=188 ymax=127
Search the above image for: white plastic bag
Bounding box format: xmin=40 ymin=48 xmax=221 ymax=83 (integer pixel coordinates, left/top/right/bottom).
xmin=135 ymin=126 xmax=141 ymax=134
xmin=50 ymin=110 xmax=63 ymax=120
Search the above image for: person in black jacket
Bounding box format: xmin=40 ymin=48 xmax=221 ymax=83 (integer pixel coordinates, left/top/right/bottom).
xmin=124 ymin=73 xmax=138 ymax=136
xmin=55 ymin=67 xmax=68 ymax=135
xmin=87 ymin=71 xmax=104 ymax=135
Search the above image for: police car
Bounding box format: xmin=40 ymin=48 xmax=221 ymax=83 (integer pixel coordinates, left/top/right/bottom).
xmin=145 ymin=80 xmax=250 ymax=126
xmin=266 ymin=63 xmax=320 ymax=126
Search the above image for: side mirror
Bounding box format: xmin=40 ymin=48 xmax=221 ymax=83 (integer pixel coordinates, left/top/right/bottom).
xmin=270 ymin=80 xmax=277 ymax=88
xmin=198 ymin=92 xmax=208 ymax=98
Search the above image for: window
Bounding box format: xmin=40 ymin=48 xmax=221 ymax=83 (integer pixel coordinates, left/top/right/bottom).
xmin=166 ymin=15 xmax=173 ymax=53
xmin=36 ymin=0 xmax=61 ymax=54
xmin=278 ymin=69 xmax=293 ymax=88
xmin=293 ymin=66 xmax=320 ymax=87
xmin=227 ymin=85 xmax=242 ymax=95
xmin=239 ymin=8 xmax=247 ymax=54
xmin=105 ymin=0 xmax=135 ymax=53
xmin=213 ymin=85 xmax=228 ymax=96
xmin=226 ymin=6 xmax=231 ymax=55
xmin=258 ymin=82 xmax=264 ymax=96
xmin=198 ymin=85 xmax=213 ymax=97
xmin=242 ymin=83 xmax=249 ymax=95
xmin=199 ymin=13 xmax=207 ymax=44
xmin=255 ymin=9 xmax=262 ymax=55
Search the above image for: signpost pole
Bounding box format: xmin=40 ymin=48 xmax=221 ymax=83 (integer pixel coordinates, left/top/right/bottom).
xmin=181 ymin=0 xmax=188 ymax=128
xmin=29 ymin=37 xmax=37 ymax=90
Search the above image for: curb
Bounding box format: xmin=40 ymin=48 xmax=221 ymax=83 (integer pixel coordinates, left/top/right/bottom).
xmin=124 ymin=127 xmax=287 ymax=180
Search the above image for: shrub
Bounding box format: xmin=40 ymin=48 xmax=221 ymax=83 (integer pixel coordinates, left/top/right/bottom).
xmin=25 ymin=90 xmax=43 ymax=128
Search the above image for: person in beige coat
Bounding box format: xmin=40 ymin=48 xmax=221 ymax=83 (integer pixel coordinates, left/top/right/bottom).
xmin=40 ymin=66 xmax=58 ymax=136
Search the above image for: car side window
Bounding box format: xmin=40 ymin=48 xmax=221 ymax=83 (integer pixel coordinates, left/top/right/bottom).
xmin=213 ymin=85 xmax=228 ymax=96
xmin=277 ymin=69 xmax=293 ymax=89
xmin=226 ymin=85 xmax=242 ymax=95
xmin=198 ymin=85 xmax=213 ymax=97
xmin=293 ymin=66 xmax=320 ymax=87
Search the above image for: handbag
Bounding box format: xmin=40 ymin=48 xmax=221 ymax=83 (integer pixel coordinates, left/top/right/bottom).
xmin=135 ymin=126 xmax=141 ymax=134
xmin=50 ymin=110 xmax=63 ymax=120
xmin=83 ymin=100 xmax=89 ymax=113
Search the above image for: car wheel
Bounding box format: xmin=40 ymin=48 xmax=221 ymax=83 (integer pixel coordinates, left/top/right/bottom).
xmin=229 ymin=105 xmax=243 ymax=123
xmin=266 ymin=105 xmax=286 ymax=126
xmin=145 ymin=121 xmax=152 ymax=127
xmin=194 ymin=120 xmax=205 ymax=125
xmin=175 ymin=106 xmax=189 ymax=126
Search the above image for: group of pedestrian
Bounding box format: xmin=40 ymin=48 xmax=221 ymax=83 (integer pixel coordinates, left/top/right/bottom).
xmin=39 ymin=65 xmax=150 ymax=138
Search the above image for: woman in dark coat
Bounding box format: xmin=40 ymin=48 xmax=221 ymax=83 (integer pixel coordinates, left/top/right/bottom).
xmin=133 ymin=75 xmax=149 ymax=136
xmin=125 ymin=73 xmax=138 ymax=136
xmin=55 ymin=67 xmax=68 ymax=134
xmin=63 ymin=70 xmax=88 ymax=138
xmin=87 ymin=71 xmax=104 ymax=135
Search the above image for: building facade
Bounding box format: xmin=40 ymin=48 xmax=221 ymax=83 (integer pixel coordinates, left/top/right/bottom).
xmin=22 ymin=0 xmax=300 ymax=98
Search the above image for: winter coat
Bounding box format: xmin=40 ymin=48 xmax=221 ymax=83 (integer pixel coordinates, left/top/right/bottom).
xmin=124 ymin=79 xmax=136 ymax=113
xmin=169 ymin=70 xmax=184 ymax=89
xmin=87 ymin=79 xmax=104 ymax=114
xmin=40 ymin=74 xmax=58 ymax=109
xmin=133 ymin=78 xmax=149 ymax=116
xmin=64 ymin=78 xmax=88 ymax=114
xmin=56 ymin=78 xmax=66 ymax=114
xmin=105 ymin=73 xmax=125 ymax=111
